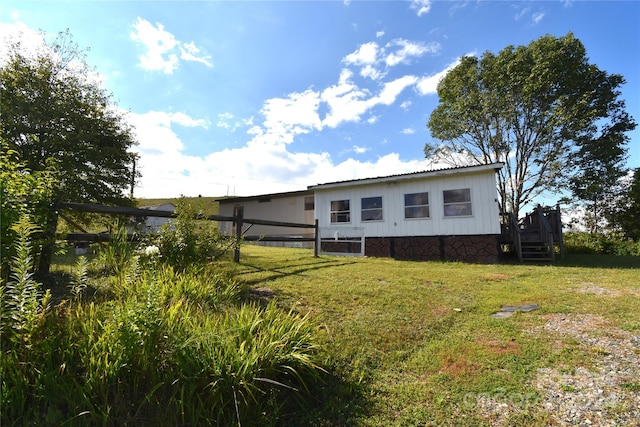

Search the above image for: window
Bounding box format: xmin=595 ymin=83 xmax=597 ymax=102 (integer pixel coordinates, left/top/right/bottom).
xmin=443 ymin=189 xmax=472 ymax=217
xmin=304 ymin=195 xmax=314 ymax=211
xmin=361 ymin=196 xmax=383 ymax=221
xmin=404 ymin=192 xmax=430 ymax=219
xmin=331 ymin=200 xmax=350 ymax=223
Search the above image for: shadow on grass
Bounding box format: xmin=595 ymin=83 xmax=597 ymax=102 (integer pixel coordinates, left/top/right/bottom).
xmin=556 ymin=254 xmax=640 ymax=269
xmin=278 ymin=369 xmax=371 ymax=427
xmin=238 ymin=257 xmax=358 ymax=287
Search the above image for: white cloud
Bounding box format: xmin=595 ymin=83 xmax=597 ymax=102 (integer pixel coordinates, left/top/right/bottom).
xmin=514 ymin=7 xmax=530 ymax=21
xmin=410 ymin=0 xmax=432 ymax=17
xmin=401 ymin=128 xmax=416 ymax=135
xmin=376 ymin=30 xmax=385 ymax=38
xmin=531 ymin=12 xmax=545 ymax=25
xmin=0 ymin=21 xmax=46 ymax=60
xmin=343 ymin=41 xmax=379 ymax=66
xmin=343 ymin=38 xmax=439 ymax=81
xmin=258 ymin=89 xmax=322 ymax=144
xmin=384 ymin=39 xmax=440 ymax=67
xmin=400 ymin=100 xmax=412 ymax=110
xmin=353 ymin=145 xmax=369 ymax=154
xmin=180 ymin=42 xmax=213 ymax=67
xmin=415 ymin=57 xmax=462 ymax=95
xmin=130 ymin=17 xmax=212 ymax=74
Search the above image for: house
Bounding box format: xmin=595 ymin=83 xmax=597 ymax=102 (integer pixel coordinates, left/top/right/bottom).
xmin=217 ymin=190 xmax=315 ymax=248
xmin=309 ymin=163 xmax=505 ymax=263
xmin=137 ymin=203 xmax=176 ymax=232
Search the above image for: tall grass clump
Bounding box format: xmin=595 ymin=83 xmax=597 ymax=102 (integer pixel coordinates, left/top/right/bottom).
xmin=168 ymin=301 xmax=325 ymax=425
xmin=1 ymin=210 xmax=326 ymax=426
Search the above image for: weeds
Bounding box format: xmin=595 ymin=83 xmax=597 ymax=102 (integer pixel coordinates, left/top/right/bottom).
xmin=1 ymin=214 xmax=325 ymax=426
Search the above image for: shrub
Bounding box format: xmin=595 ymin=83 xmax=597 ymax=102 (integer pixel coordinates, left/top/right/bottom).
xmin=152 ymin=198 xmax=234 ymax=271
xmin=564 ymin=231 xmax=640 ymax=256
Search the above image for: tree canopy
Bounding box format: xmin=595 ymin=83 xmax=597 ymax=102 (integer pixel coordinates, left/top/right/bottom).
xmin=426 ymin=33 xmax=636 ymax=218
xmin=0 ymin=31 xmax=138 ymax=273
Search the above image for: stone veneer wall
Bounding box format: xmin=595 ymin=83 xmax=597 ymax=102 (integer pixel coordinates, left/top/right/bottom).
xmin=365 ymin=235 xmax=500 ymax=263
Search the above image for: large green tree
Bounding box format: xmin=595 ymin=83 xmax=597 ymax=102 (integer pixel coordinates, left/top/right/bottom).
xmin=426 ymin=33 xmax=636 ymax=218
xmin=1 ymin=31 xmax=138 ymax=274
xmin=607 ymin=168 xmax=640 ymax=240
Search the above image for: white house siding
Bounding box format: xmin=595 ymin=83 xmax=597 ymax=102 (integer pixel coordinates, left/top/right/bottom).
xmin=140 ymin=203 xmax=175 ymax=232
xmin=312 ymin=167 xmax=501 ymax=238
xmin=217 ymin=191 xmax=315 ymax=242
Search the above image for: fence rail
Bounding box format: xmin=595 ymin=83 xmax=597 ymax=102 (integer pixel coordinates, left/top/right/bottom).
xmin=57 ymin=202 xmax=318 ymax=262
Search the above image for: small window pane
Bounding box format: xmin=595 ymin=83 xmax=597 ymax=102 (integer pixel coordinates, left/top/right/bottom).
xmin=405 ymin=192 xmax=429 ymax=206
xmin=331 ymin=199 xmax=350 ymax=223
xmin=404 ymin=192 xmax=429 ymax=219
xmin=304 ymin=196 xmax=314 ymax=211
xmin=443 ymin=189 xmax=472 ymax=217
xmin=405 ymin=206 xmax=430 ymax=219
xmin=361 ymin=196 xmax=383 ymax=221
xmin=443 ymin=189 xmax=470 ymax=204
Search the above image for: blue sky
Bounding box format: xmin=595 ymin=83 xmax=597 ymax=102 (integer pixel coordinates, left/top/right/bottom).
xmin=1 ymin=1 xmax=638 ymax=199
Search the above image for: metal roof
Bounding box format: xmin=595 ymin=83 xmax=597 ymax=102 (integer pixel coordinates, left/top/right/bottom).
xmin=217 ymin=188 xmax=313 ymax=204
xmin=308 ymin=162 xmax=504 ymax=190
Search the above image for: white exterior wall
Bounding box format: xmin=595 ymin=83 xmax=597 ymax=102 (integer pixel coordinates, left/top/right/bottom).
xmin=314 ymin=170 xmax=501 ymax=237
xmin=143 ymin=203 xmax=175 ymax=232
xmin=218 ymin=193 xmax=314 ymax=237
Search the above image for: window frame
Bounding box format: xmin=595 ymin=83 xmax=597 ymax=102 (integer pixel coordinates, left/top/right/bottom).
xmin=443 ymin=188 xmax=472 ymax=217
xmin=361 ymin=196 xmax=383 ymax=222
xmin=330 ymin=199 xmax=351 ymax=223
xmin=404 ymin=192 xmax=430 ymax=219
xmin=304 ymin=195 xmax=315 ymax=211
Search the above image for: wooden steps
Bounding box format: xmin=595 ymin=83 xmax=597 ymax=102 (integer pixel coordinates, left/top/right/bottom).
xmin=521 ymin=240 xmax=554 ymax=261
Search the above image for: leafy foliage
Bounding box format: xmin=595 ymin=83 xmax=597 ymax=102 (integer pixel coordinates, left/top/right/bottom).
xmin=426 ymin=33 xmax=636 ymax=218
xmin=609 ymin=168 xmax=640 ymax=240
xmin=0 ymin=140 xmax=58 ymax=280
xmin=151 ymin=198 xmax=234 ymax=271
xmin=1 ymin=218 xmax=324 ymax=426
xmin=0 ymin=30 xmax=138 ymax=274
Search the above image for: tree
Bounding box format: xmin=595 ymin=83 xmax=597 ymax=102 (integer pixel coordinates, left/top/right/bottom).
xmin=0 ymin=30 xmax=138 ymax=274
xmin=608 ymin=168 xmax=640 ymax=240
xmin=426 ymin=33 xmax=636 ymax=218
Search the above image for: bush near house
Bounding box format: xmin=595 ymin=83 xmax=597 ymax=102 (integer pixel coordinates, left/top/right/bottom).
xmin=564 ymin=231 xmax=640 ymax=256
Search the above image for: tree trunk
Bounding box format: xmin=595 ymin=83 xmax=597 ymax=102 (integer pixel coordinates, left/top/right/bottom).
xmin=37 ymin=207 xmax=59 ymax=276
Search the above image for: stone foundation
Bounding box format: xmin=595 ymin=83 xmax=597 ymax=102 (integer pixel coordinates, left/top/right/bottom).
xmin=364 ymin=235 xmax=500 ymax=263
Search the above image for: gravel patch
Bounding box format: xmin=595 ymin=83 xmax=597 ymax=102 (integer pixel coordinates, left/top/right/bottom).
xmin=466 ymin=314 xmax=640 ymax=426
xmin=534 ymin=314 xmax=640 ymax=426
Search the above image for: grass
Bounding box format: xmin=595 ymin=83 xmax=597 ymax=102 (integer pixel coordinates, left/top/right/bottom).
xmin=232 ymin=245 xmax=640 ymax=426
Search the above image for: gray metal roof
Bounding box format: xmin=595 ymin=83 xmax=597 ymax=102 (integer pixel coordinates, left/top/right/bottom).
xmin=308 ymin=162 xmax=504 ymax=190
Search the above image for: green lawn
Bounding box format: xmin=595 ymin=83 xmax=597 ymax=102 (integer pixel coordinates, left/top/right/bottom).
xmin=233 ymin=245 xmax=640 ymax=426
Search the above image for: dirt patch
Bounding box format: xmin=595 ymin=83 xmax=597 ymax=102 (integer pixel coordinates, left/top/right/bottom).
xmin=474 ymin=339 xmax=520 ymax=355
xmin=573 ymin=284 xmax=630 ymax=297
xmin=430 ymin=306 xmax=451 ymax=317
xmin=439 ymin=354 xmax=480 ymax=376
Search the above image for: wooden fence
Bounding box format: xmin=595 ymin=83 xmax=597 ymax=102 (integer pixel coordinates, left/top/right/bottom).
xmin=57 ymin=202 xmax=319 ymax=262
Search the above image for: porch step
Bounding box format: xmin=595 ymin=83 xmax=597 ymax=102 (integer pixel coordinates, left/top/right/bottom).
xmin=521 ymin=241 xmax=553 ymax=261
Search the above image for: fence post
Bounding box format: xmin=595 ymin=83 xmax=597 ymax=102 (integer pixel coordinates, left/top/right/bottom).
xmin=233 ymin=205 xmax=244 ymax=263
xmin=313 ymin=219 xmax=319 ymax=257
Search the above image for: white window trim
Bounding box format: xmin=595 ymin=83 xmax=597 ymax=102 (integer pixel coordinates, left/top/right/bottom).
xmin=361 ymin=196 xmax=384 ymax=222
xmin=404 ymin=192 xmax=430 ymax=220
xmin=330 ymin=199 xmax=351 ymax=224
xmin=443 ymin=188 xmax=473 ymax=218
